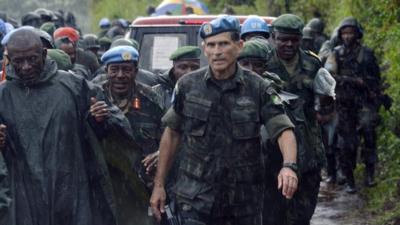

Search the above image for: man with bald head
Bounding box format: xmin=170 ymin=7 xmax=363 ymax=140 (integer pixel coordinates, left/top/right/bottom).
xmin=0 ymin=29 xmax=132 ymax=225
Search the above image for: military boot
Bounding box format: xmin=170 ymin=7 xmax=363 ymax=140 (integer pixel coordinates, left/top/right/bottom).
xmin=364 ymin=163 xmax=377 ymax=187
xmin=345 ymin=171 xmax=357 ymax=194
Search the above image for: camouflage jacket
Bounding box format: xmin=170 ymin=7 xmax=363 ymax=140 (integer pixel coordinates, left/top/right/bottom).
xmin=102 ymin=81 xmax=164 ymax=156
xmin=265 ymin=50 xmax=325 ymax=174
xmin=163 ymin=65 xmax=294 ymax=215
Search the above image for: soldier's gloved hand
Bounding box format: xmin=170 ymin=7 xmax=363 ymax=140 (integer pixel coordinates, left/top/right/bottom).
xmin=150 ymin=184 xmax=167 ymax=222
xmin=277 ymin=167 xmax=298 ymax=199
xmin=0 ymin=124 xmax=6 ymax=149
xmin=90 ymin=97 xmax=110 ymax=123
xmin=142 ymin=150 xmax=159 ymax=175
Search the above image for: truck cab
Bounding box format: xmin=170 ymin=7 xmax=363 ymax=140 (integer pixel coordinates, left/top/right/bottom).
xmin=127 ymin=15 xmax=274 ymax=74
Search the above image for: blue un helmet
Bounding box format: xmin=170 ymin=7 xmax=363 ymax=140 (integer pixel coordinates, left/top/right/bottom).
xmin=240 ymin=15 xmax=270 ymax=40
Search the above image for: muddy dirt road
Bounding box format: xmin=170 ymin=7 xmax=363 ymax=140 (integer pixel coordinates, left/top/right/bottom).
xmin=311 ymin=181 xmax=370 ymax=225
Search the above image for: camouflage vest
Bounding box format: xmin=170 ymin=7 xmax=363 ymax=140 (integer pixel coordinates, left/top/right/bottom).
xmin=266 ymin=50 xmax=325 ymax=173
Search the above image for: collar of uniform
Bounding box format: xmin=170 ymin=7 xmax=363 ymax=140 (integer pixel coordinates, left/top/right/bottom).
xmin=203 ymin=63 xmax=245 ymax=85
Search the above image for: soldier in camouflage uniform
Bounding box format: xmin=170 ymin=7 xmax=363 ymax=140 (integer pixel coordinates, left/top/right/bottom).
xmin=150 ymin=15 xmax=299 ymax=225
xmin=263 ymin=14 xmax=328 ymax=225
xmin=237 ymin=38 xmax=273 ymax=76
xmin=325 ymin=17 xmax=382 ymax=191
xmin=96 ymin=46 xmax=164 ymax=225
xmin=152 ymin=46 xmax=201 ymax=112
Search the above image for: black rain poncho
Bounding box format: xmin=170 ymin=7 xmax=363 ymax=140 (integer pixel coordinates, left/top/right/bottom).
xmin=0 ymin=59 xmax=133 ymax=225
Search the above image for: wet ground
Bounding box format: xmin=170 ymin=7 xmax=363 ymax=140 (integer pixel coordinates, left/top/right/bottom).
xmin=311 ymin=180 xmax=370 ymax=225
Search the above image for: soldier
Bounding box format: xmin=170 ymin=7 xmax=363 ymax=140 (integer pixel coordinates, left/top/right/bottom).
xmin=150 ymin=15 xmax=298 ymax=225
xmin=305 ymin=18 xmax=328 ymax=52
xmin=152 ymin=46 xmax=201 ymax=112
xmin=325 ymin=17 xmax=382 ymax=191
xmin=263 ymin=14 xmax=328 ymax=225
xmin=53 ymin=27 xmax=100 ymax=79
xmin=302 ymin=26 xmax=317 ymax=53
xmin=237 ymin=38 xmax=272 ymax=76
xmin=83 ymin=34 xmax=101 ymax=60
xmin=21 ymin=12 xmax=41 ymax=28
xmin=97 ymin=45 xmax=163 ymax=225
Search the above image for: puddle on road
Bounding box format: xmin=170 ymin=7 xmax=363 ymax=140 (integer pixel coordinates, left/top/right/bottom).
xmin=311 ymin=181 xmax=368 ymax=225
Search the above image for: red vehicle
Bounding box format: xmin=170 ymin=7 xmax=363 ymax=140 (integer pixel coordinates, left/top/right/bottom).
xmin=127 ymin=15 xmax=275 ymax=74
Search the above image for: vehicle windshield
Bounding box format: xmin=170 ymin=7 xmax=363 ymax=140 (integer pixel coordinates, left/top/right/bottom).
xmin=139 ymin=33 xmax=187 ymax=73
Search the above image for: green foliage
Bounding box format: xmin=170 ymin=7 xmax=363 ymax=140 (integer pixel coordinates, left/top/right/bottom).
xmin=91 ymin=0 xmax=159 ymax=32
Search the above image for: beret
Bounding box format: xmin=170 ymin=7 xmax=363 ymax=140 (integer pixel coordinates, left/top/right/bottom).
xmin=199 ymin=15 xmax=240 ymax=39
xmin=272 ymin=14 xmax=304 ymax=35
xmin=101 ymin=45 xmax=139 ymax=65
xmin=169 ymin=46 xmax=201 ymax=61
xmin=53 ymin=27 xmax=80 ymax=43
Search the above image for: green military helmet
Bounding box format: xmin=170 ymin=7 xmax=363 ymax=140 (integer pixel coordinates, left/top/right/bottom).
xmin=110 ymin=38 xmax=139 ymax=50
xmin=169 ymin=46 xmax=201 ymax=61
xmin=47 ymin=48 xmax=73 ymax=70
xmin=40 ymin=22 xmax=56 ymax=36
xmin=238 ymin=39 xmax=273 ymax=61
xmin=337 ymin=17 xmax=363 ymax=39
xmin=272 ymin=14 xmax=304 ymax=35
xmin=306 ymin=18 xmax=325 ymax=34
xmin=83 ymin=34 xmax=100 ymax=50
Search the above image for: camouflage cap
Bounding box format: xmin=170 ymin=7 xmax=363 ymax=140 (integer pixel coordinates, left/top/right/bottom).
xmin=238 ymin=39 xmax=272 ymax=60
xmin=272 ymin=14 xmax=304 ymax=35
xmin=199 ymin=15 xmax=240 ymax=39
xmin=169 ymin=46 xmax=201 ymax=61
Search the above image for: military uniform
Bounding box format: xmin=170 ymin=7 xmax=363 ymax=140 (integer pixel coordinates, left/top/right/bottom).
xmin=325 ymin=17 xmax=382 ymax=189
xmin=97 ymin=46 xmax=163 ymax=225
xmin=162 ymin=63 xmax=294 ymax=224
xmin=263 ymin=14 xmax=325 ymax=225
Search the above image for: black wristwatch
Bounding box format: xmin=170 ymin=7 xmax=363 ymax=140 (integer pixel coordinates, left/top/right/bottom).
xmin=282 ymin=162 xmax=298 ymax=173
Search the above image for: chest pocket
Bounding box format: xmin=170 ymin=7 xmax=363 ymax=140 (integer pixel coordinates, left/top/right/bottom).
xmin=231 ymin=103 xmax=260 ymax=139
xmin=182 ymin=95 xmax=212 ymax=136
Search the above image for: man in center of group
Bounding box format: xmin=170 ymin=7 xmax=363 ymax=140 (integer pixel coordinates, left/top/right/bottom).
xmin=150 ymin=15 xmax=298 ymax=225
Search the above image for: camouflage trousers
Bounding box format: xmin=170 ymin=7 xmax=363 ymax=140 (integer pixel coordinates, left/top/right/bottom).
xmin=176 ymin=179 xmax=262 ymax=225
xmin=263 ymin=170 xmax=321 ymax=225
